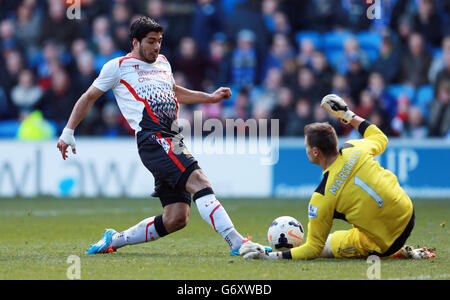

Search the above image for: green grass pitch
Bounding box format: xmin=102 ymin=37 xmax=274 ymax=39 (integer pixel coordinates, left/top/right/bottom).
xmin=0 ymin=197 xmax=448 ymax=280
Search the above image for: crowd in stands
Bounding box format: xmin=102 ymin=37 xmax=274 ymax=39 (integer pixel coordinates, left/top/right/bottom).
xmin=1 ymin=0 xmax=450 ymax=139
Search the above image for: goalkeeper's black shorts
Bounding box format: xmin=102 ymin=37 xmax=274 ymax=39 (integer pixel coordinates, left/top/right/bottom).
xmin=138 ymin=133 xmax=200 ymax=207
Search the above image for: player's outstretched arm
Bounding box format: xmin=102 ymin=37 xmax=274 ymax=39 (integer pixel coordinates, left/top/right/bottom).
xmin=321 ymin=94 xmax=388 ymax=155
xmin=173 ymin=84 xmax=231 ymax=104
xmin=56 ymin=85 xmax=104 ymax=160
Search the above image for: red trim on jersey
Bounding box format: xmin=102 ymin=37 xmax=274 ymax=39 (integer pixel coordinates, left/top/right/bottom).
xmin=209 ymin=204 xmax=222 ymax=232
xmin=119 ymin=79 xmax=160 ymax=124
xmin=119 ymin=53 xmax=148 ymax=67
xmin=155 ymin=132 xmax=186 ymax=172
xmin=145 ymin=221 xmax=155 ymax=242
xmin=159 ymin=54 xmax=168 ymax=62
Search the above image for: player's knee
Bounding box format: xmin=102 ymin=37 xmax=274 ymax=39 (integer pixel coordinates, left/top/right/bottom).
xmin=186 ymin=169 xmax=211 ymax=193
xmin=165 ymin=213 xmax=189 ymax=232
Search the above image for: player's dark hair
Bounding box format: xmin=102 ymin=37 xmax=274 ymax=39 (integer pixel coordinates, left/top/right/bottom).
xmin=304 ymin=122 xmax=338 ymax=157
xmin=129 ymin=16 xmax=163 ymax=44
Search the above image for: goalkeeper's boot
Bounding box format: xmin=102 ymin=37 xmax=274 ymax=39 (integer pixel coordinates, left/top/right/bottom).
xmin=86 ymin=228 xmax=117 ymax=255
xmin=391 ymin=245 xmax=436 ymax=259
xmin=230 ymin=235 xmax=272 ymax=256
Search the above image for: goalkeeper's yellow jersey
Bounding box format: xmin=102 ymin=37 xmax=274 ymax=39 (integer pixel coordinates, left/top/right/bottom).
xmin=289 ymin=122 xmax=413 ymax=259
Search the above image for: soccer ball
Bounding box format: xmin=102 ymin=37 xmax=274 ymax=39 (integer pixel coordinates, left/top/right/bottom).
xmin=267 ymin=216 xmax=304 ymax=251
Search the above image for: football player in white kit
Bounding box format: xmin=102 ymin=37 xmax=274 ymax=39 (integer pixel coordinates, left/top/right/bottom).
xmin=57 ymin=16 xmax=262 ymax=256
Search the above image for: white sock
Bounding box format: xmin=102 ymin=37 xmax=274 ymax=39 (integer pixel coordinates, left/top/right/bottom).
xmin=195 ymin=193 xmax=244 ymax=249
xmin=320 ymin=234 xmax=334 ymax=258
xmin=111 ymin=216 xmax=160 ymax=248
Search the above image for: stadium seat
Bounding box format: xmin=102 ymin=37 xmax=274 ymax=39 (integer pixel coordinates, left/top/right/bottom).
xmin=295 ymin=30 xmax=322 ymax=50
xmin=0 ymin=120 xmax=19 ymax=138
xmin=322 ymin=31 xmax=353 ymax=51
xmin=356 ymin=31 xmax=382 ymax=52
xmin=365 ymin=48 xmax=379 ymax=63
xmin=325 ymin=49 xmax=344 ymax=70
xmin=387 ymin=84 xmax=415 ymax=101
xmin=415 ymin=85 xmax=434 ymax=106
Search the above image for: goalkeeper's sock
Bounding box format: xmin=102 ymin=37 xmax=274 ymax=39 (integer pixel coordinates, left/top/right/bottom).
xmin=111 ymin=215 xmax=167 ymax=248
xmin=194 ymin=187 xmax=244 ymax=249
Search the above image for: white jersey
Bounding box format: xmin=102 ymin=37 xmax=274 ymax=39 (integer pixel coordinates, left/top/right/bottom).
xmin=92 ymin=53 xmax=179 ymax=140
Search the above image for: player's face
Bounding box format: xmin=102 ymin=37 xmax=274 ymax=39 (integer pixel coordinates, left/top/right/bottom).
xmin=138 ymin=31 xmax=163 ymax=63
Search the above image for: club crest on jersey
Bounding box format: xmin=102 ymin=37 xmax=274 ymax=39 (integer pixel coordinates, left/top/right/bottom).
xmin=308 ymin=204 xmax=319 ymax=219
xmin=133 ymin=64 xmax=139 ymax=70
xmin=152 ymin=135 xmax=171 ymax=154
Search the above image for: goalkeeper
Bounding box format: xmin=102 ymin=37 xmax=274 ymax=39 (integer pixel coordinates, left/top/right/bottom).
xmin=240 ymin=94 xmax=435 ymax=260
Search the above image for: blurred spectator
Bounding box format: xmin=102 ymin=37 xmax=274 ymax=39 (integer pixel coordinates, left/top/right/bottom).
xmin=367 ymin=72 xmax=396 ymax=120
xmin=402 ymin=106 xmax=428 ymax=138
xmin=399 ymin=32 xmax=432 ymax=87
xmin=145 ymin=0 xmax=190 ymax=60
xmin=191 ymin=0 xmax=223 ymax=53
xmin=96 ymin=102 xmax=130 ymax=137
xmin=14 ymin=2 xmax=42 ymax=56
xmin=304 ymin=0 xmax=345 ymax=31
xmin=233 ymin=88 xmax=251 ymax=120
xmin=371 ymin=32 xmax=401 ymax=84
xmin=261 ymin=0 xmax=278 ymax=34
xmin=0 ymin=49 xmax=23 ymax=100
xmin=205 ymin=32 xmax=231 ymax=88
xmin=337 ymin=37 xmax=370 ymax=75
xmin=74 ymin=51 xmax=97 ymax=92
xmin=33 ymin=40 xmax=65 ymax=86
xmin=339 ymin=0 xmax=371 ymax=32
xmin=396 ymin=15 xmax=414 ymax=54
xmin=293 ymin=67 xmax=320 ymax=103
xmin=412 ymin=0 xmax=443 ymax=48
xmin=94 ymin=36 xmax=126 ymax=73
xmin=354 ymin=90 xmax=376 ymax=120
xmin=428 ymin=35 xmax=450 ymax=85
xmin=250 ymin=67 xmax=282 ymax=112
xmin=310 ymin=51 xmax=333 ymax=96
xmin=297 ymin=38 xmax=316 ymax=68
xmin=0 ymin=86 xmax=15 ymax=120
xmin=173 ymin=36 xmax=209 ymax=91
xmin=285 ymin=98 xmax=313 ymax=136
xmin=230 ymin=29 xmax=259 ymax=88
xmin=225 ymin=0 xmax=270 ymax=63
xmin=434 ymin=48 xmax=450 ymax=93
xmin=11 ymin=69 xmax=42 ymax=120
xmin=1 ymin=18 xmax=22 ymax=53
xmin=272 ymin=11 xmax=291 ymax=36
xmin=39 ymin=0 xmax=81 ymax=49
xmin=367 ymin=107 xmax=392 ymax=135
xmin=263 ymin=33 xmax=295 ymax=80
xmin=391 ymin=94 xmax=411 ymax=136
xmin=346 ymin=55 xmax=369 ymax=104
xmin=37 ymin=69 xmax=78 ymax=133
xmin=428 ymin=80 xmax=450 ymax=137
xmin=269 ymin=86 xmax=294 ymax=136
xmin=91 ymin=15 xmax=111 ymax=50
xmin=111 ymin=2 xmax=133 ymax=53
xmin=330 ymin=73 xmax=351 ymax=97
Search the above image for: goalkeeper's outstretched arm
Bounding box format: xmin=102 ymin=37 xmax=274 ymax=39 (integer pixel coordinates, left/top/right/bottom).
xmin=321 ymin=93 xmax=388 ymax=156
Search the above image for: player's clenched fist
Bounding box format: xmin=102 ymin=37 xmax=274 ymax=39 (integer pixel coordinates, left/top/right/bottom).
xmin=210 ymin=87 xmax=232 ymax=103
xmin=321 ymin=94 xmax=355 ymax=124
